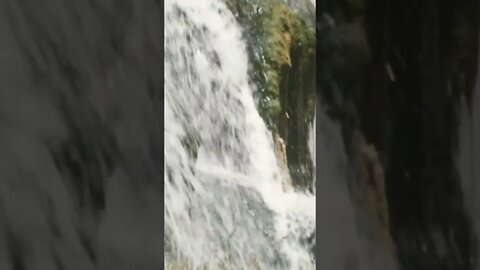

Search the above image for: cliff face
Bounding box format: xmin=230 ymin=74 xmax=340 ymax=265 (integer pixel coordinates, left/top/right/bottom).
xmin=319 ymin=0 xmax=480 ymax=269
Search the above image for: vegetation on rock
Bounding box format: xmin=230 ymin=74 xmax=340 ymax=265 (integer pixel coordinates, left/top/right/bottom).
xmin=226 ymin=0 xmax=316 ymax=191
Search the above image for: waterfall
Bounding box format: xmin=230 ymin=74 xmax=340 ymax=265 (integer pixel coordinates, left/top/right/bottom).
xmin=164 ymin=0 xmax=315 ymax=269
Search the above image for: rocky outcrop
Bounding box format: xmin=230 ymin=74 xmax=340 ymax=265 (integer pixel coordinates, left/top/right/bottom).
xmin=226 ymin=0 xmax=316 ymax=192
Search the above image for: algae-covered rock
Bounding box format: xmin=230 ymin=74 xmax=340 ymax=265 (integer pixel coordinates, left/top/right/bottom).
xmin=226 ymin=0 xmax=315 ymax=191
xmin=225 ymin=0 xmax=314 ymax=128
xmin=280 ymin=0 xmax=315 ymax=27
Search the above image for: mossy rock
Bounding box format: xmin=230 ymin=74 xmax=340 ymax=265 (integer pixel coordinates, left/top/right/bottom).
xmin=265 ymin=98 xmax=282 ymax=125
xmin=264 ymin=3 xmax=295 ymax=68
xmin=226 ymin=0 xmax=316 ymax=190
xmin=225 ymin=0 xmax=315 ymax=131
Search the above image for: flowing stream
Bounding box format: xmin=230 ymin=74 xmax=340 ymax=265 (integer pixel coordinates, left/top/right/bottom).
xmin=164 ymin=0 xmax=315 ymax=269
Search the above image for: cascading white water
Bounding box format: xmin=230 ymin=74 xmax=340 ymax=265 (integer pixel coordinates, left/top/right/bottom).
xmin=164 ymin=0 xmax=315 ymax=269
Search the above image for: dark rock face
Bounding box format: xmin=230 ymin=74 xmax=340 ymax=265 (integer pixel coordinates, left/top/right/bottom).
xmin=319 ymin=0 xmax=480 ymax=269
xmin=277 ymin=26 xmax=316 ymax=191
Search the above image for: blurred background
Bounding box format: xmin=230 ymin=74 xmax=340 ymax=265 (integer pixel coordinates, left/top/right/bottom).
xmin=318 ymin=0 xmax=480 ymax=269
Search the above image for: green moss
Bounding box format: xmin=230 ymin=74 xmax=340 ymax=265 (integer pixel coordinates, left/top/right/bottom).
xmin=264 ymin=3 xmax=294 ymax=68
xmin=265 ymin=98 xmax=282 ymax=124
xmin=225 ymin=0 xmax=315 ymax=130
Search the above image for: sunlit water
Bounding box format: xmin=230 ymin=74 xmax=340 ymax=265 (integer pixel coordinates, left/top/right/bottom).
xmin=164 ymin=0 xmax=315 ymax=269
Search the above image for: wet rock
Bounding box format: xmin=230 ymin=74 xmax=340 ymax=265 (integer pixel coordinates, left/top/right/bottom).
xmin=226 ymin=0 xmax=315 ymax=191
